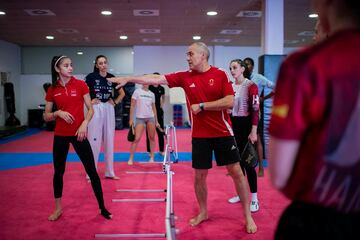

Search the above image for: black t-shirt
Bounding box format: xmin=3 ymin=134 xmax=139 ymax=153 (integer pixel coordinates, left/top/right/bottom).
xmin=85 ymin=72 xmax=116 ymax=102
xmin=149 ymin=85 xmax=165 ymax=111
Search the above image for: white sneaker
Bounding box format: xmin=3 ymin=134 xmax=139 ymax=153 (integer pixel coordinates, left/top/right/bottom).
xmin=250 ymin=200 xmax=259 ymax=212
xmin=228 ymin=196 xmax=240 ymax=204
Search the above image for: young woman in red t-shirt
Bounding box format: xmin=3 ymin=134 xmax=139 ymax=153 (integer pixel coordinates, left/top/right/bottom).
xmin=44 ymin=55 xmax=112 ymax=221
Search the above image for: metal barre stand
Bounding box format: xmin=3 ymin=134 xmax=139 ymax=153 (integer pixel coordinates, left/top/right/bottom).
xmin=95 ymin=124 xmax=178 ymax=239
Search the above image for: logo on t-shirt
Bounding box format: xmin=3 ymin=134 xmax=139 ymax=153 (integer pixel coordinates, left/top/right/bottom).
xmin=208 ymin=79 xmax=214 ymax=86
xmin=272 ymin=104 xmax=289 ymax=118
xmin=189 ymin=83 xmax=195 ymax=88
xmin=70 ymin=89 xmax=77 ymax=97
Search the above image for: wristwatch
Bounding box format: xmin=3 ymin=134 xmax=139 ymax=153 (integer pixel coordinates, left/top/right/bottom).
xmin=199 ymin=102 xmax=205 ymax=111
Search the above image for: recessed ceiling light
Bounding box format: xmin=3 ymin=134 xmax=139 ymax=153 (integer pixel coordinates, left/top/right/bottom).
xmin=193 ymin=36 xmax=201 ymax=40
xmin=0 ymin=11 xmax=6 ymax=15
xmin=119 ymin=35 xmax=128 ymax=40
xmin=207 ymin=11 xmax=217 ymax=16
xmin=77 ymin=51 xmax=83 ymax=55
xmin=101 ymin=10 xmax=112 ymax=16
xmin=308 ymin=13 xmax=318 ymax=18
xmin=46 ymin=35 xmax=54 ymax=40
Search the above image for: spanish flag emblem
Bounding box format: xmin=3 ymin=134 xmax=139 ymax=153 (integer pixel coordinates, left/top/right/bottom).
xmin=272 ymin=104 xmax=289 ymax=118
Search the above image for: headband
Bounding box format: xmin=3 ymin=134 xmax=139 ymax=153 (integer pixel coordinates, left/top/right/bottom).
xmin=54 ymin=55 xmax=67 ymax=68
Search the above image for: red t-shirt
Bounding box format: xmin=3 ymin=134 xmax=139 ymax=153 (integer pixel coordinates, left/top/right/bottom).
xmin=45 ymin=77 xmax=89 ymax=136
xmin=165 ymin=66 xmax=234 ymax=138
xmin=269 ymin=30 xmax=360 ymax=213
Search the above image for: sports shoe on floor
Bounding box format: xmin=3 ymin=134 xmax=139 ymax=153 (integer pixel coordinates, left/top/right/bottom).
xmin=228 ymin=196 xmax=240 ymax=204
xmin=250 ymin=200 xmax=259 ymax=212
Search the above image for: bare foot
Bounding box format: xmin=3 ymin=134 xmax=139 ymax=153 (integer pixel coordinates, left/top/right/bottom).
xmin=189 ymin=213 xmax=208 ymax=226
xmin=48 ymin=209 xmax=62 ymax=221
xmin=106 ymin=176 xmax=120 ymax=180
xmin=128 ymin=159 xmax=133 ymax=165
xmin=245 ymin=216 xmax=257 ymax=233
xmin=258 ymin=167 xmax=264 ymax=177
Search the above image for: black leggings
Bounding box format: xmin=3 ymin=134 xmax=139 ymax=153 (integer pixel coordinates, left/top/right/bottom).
xmin=231 ymin=115 xmax=257 ymax=193
xmin=52 ymin=136 xmax=105 ymax=209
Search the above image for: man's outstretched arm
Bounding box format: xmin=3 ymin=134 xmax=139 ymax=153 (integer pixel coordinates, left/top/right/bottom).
xmin=108 ymin=74 xmax=168 ymax=87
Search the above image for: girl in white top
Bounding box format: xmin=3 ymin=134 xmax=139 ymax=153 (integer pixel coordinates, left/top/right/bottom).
xmin=128 ymin=85 xmax=159 ymax=165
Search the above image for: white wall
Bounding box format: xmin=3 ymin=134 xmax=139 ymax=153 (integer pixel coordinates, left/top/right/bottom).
xmin=22 ymin=47 xmax=133 ymax=75
xmin=0 ymin=40 xmax=21 ymax=126
xmin=214 ymin=46 xmax=262 ymax=72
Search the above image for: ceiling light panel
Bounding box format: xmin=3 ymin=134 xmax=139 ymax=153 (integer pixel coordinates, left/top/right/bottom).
xmin=236 ymin=11 xmax=262 ymax=18
xmin=212 ymin=39 xmax=231 ymax=43
xmin=220 ymin=29 xmax=242 ymax=35
xmin=56 ymin=28 xmax=79 ymax=34
xmin=139 ymin=29 xmax=160 ymax=34
xmin=133 ymin=9 xmax=159 ymax=16
xmin=298 ymin=31 xmax=314 ymax=36
xmin=142 ymin=38 xmax=161 ymax=42
xmin=24 ymin=9 xmax=55 ymax=16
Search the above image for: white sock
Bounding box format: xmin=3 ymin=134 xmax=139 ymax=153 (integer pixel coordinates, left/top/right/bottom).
xmin=251 ymin=193 xmax=258 ymax=202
